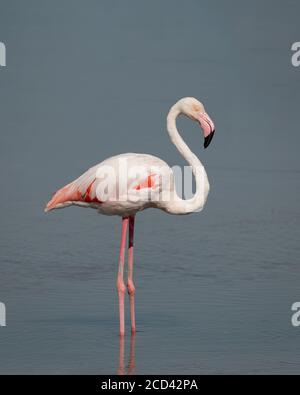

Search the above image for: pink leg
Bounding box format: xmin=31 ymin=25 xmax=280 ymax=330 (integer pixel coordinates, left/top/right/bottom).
xmin=117 ymin=217 xmax=128 ymax=336
xmin=117 ymin=336 xmax=125 ymax=375
xmin=127 ymin=216 xmax=136 ymax=334
xmin=128 ymin=334 xmax=136 ymax=374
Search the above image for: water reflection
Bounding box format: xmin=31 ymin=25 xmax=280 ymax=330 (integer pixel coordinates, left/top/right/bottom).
xmin=117 ymin=334 xmax=136 ymax=375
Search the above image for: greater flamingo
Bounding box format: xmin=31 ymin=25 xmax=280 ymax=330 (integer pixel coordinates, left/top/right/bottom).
xmin=45 ymin=97 xmax=215 ymax=336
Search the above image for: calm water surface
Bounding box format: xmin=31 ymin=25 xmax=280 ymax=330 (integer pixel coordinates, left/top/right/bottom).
xmin=0 ymin=0 xmax=300 ymax=375
xmin=0 ymin=169 xmax=300 ymax=374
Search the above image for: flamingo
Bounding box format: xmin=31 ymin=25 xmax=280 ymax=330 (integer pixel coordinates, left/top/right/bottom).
xmin=45 ymin=97 xmax=215 ymax=336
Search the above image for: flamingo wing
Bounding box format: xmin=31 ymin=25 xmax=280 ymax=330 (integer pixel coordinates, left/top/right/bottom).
xmin=45 ymin=153 xmax=172 ymax=213
xmin=45 ymin=165 xmax=102 ymax=212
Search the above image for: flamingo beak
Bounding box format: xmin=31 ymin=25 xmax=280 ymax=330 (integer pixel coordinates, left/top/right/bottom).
xmin=204 ymin=130 xmax=215 ymax=148
xmin=198 ymin=112 xmax=215 ymax=148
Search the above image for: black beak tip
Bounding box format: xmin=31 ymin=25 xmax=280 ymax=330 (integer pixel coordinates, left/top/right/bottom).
xmin=204 ymin=130 xmax=215 ymax=149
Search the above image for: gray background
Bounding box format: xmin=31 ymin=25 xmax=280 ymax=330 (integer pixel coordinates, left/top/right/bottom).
xmin=0 ymin=0 xmax=300 ymax=374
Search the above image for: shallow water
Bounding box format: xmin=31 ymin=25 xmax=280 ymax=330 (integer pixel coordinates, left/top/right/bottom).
xmin=0 ymin=168 xmax=300 ymax=374
xmin=1 ymin=0 xmax=300 ymax=374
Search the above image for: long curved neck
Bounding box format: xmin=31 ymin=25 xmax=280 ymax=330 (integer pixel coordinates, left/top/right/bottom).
xmin=165 ymin=105 xmax=210 ymax=214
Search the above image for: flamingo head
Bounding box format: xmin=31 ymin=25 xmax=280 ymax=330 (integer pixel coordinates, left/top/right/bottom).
xmin=178 ymin=97 xmax=215 ymax=148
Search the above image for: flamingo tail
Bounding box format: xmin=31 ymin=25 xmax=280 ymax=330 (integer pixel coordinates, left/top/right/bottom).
xmin=44 ymin=182 xmax=80 ymax=212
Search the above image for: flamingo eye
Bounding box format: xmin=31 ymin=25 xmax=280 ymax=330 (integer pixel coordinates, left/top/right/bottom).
xmin=192 ymin=104 xmax=201 ymax=112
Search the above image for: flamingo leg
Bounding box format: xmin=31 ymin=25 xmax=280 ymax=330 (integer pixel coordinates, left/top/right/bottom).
xmin=127 ymin=215 xmax=136 ymax=334
xmin=128 ymin=334 xmax=136 ymax=374
xmin=117 ymin=336 xmax=125 ymax=375
xmin=117 ymin=216 xmax=129 ymax=336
